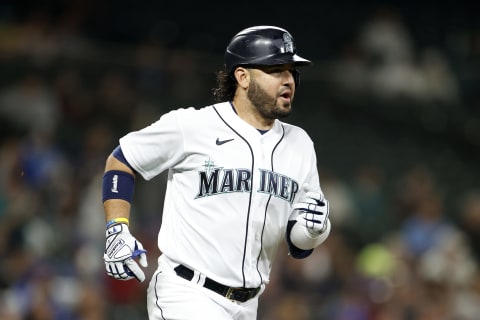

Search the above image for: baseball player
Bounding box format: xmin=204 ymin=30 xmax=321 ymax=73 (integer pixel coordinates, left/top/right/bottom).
xmin=102 ymin=25 xmax=331 ymax=319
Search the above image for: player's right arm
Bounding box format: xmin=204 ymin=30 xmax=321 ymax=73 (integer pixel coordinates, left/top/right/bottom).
xmin=104 ymin=153 xmax=134 ymax=222
xmin=102 ymin=147 xmax=148 ymax=282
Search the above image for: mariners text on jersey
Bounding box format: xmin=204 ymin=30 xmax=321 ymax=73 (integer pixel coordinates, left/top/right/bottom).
xmin=195 ymin=165 xmax=299 ymax=203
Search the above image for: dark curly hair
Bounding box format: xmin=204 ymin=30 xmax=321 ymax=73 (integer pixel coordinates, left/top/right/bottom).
xmin=212 ymin=70 xmax=238 ymax=103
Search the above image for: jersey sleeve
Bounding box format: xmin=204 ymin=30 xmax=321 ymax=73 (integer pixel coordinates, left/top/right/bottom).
xmin=119 ymin=109 xmax=186 ymax=181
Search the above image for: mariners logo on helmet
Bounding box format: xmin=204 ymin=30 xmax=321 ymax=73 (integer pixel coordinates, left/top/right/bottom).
xmin=283 ymin=33 xmax=294 ymax=54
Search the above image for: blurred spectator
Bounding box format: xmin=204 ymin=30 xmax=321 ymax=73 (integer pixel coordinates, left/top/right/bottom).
xmin=133 ymin=41 xmax=170 ymax=98
xmin=94 ymin=71 xmax=137 ymax=137
xmin=329 ymin=5 xmax=460 ymax=106
xmin=260 ymin=292 xmax=311 ymax=320
xmin=349 ymin=165 xmax=389 ymax=246
xmin=0 ymin=72 xmax=60 ymax=135
xmin=458 ymin=190 xmax=480 ymax=262
xmin=419 ymin=47 xmax=460 ymax=105
xmin=358 ymin=6 xmax=414 ymax=65
xmin=398 ymin=181 xmax=454 ymax=260
xmin=320 ymin=168 xmax=355 ymax=230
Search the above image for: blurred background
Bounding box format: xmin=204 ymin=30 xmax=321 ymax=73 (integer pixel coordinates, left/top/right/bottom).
xmin=0 ymin=0 xmax=479 ymax=319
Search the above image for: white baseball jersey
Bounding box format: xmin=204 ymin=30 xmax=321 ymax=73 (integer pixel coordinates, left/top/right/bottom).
xmin=120 ymin=101 xmax=321 ymax=289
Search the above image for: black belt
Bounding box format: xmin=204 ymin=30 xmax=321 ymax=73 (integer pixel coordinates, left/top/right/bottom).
xmin=174 ymin=264 xmax=260 ymax=302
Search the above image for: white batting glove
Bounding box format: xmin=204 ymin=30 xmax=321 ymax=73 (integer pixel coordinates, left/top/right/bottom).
xmin=104 ymin=223 xmax=148 ymax=282
xmin=293 ymin=190 xmax=330 ymax=237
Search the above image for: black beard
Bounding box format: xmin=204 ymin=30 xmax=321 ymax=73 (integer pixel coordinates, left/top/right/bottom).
xmin=247 ymin=78 xmax=291 ymax=120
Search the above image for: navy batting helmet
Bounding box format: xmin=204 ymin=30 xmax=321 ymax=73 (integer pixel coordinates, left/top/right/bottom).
xmin=224 ymin=26 xmax=312 ymax=74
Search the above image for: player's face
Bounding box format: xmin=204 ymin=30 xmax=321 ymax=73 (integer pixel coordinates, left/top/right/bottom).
xmin=247 ymin=64 xmax=296 ymax=120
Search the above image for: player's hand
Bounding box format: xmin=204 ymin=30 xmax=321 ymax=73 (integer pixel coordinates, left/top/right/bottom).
xmin=293 ymin=187 xmax=330 ymax=237
xmin=104 ymin=223 xmax=148 ymax=282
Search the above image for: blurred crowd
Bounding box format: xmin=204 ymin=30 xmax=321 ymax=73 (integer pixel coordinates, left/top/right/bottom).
xmin=0 ymin=2 xmax=480 ymax=320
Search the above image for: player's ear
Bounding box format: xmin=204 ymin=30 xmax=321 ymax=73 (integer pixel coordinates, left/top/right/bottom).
xmin=233 ymin=67 xmax=250 ymax=89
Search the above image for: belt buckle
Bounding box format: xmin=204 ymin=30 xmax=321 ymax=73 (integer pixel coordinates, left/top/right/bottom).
xmin=225 ymin=287 xmax=237 ymax=301
xmin=226 ymin=287 xmax=254 ymax=302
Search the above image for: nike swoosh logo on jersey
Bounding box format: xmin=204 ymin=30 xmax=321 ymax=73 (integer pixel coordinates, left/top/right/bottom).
xmin=216 ymin=138 xmax=234 ymax=145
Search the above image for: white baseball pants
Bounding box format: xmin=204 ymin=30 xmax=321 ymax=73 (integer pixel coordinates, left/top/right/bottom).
xmin=147 ymin=255 xmax=261 ymax=320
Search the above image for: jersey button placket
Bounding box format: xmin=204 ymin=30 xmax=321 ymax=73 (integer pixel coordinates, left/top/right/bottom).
xmin=257 ymin=137 xmax=263 ymax=161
